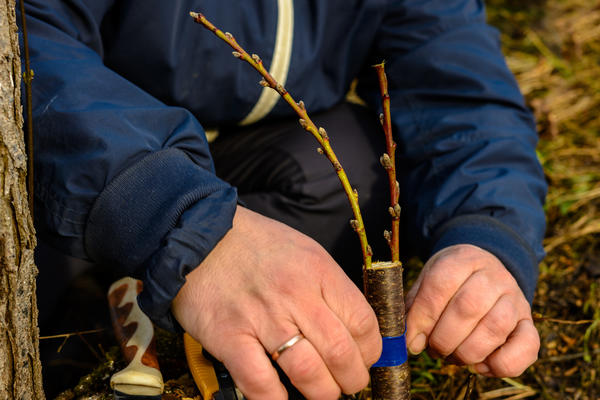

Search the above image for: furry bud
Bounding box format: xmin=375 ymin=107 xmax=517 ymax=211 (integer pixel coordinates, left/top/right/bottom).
xmin=380 ymin=153 xmax=392 ymax=169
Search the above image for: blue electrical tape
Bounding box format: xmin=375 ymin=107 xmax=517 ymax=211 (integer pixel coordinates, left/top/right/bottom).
xmin=372 ymin=334 xmax=408 ymax=367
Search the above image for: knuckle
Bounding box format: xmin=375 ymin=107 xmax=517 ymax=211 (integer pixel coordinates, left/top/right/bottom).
xmin=304 ymin=243 xmax=331 ymax=264
xmin=459 ymin=351 xmax=484 ymax=366
xmin=324 ymin=336 xmax=356 ymax=367
xmin=454 ymin=341 xmax=488 ymax=365
xmin=348 ymin=306 xmax=378 ymax=339
xmin=457 ymin=337 xmax=498 ymax=365
xmin=426 ymin=272 xmax=456 ymax=296
xmin=236 ymin=364 xmax=275 ymax=395
xmin=490 ymin=349 xmax=533 ymax=377
xmin=407 ymin=291 xmax=443 ymax=331
xmin=482 ymin=306 xmax=516 ymax=341
xmin=428 ymin=333 xmax=453 ymax=357
xmin=453 ymin=291 xmax=482 ymax=320
xmin=286 ymin=352 xmax=322 ymax=383
xmin=497 ymin=357 xmax=527 ymax=377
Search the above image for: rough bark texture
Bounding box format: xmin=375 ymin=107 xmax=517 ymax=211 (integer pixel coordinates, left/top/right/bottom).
xmin=0 ymin=0 xmax=44 ymax=398
xmin=365 ymin=262 xmax=410 ymax=399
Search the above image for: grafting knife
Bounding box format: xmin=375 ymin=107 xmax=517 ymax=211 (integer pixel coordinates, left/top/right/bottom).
xmin=107 ymin=277 xmax=164 ymax=400
xmin=184 ymin=333 xmax=243 ymax=400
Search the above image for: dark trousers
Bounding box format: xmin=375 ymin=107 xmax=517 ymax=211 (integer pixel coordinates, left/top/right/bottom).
xmin=211 ymin=102 xmax=392 ymax=286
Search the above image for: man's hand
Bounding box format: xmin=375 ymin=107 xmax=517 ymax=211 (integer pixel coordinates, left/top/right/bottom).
xmin=172 ymin=206 xmax=382 ymax=400
xmin=405 ymin=244 xmax=539 ymax=377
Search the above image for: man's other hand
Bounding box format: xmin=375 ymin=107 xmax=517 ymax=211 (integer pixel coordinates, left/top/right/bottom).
xmin=172 ymin=206 xmax=381 ymax=400
xmin=405 ymin=244 xmax=539 ymax=377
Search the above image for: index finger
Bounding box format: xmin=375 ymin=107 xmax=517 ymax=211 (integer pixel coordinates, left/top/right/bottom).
xmin=319 ymin=262 xmax=382 ymax=368
xmin=405 ymin=253 xmax=477 ymax=354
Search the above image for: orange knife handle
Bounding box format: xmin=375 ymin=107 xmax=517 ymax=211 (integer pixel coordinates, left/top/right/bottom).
xmin=184 ymin=333 xmax=221 ymax=399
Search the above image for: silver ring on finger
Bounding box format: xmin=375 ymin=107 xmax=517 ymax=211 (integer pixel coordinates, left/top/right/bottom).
xmin=271 ymin=333 xmax=305 ymax=361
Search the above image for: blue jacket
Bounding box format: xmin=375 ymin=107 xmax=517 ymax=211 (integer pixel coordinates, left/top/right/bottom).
xmin=22 ymin=0 xmax=547 ymax=330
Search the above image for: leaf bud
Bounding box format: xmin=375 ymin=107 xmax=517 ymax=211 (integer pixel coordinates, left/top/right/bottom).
xmin=318 ymin=127 xmax=328 ymax=139
xmin=380 ymin=153 xmax=392 ymax=169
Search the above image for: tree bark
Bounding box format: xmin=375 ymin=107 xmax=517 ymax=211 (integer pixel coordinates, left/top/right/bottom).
xmin=0 ymin=0 xmax=44 ymax=398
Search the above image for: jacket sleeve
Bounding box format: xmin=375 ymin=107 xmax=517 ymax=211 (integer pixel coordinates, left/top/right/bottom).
xmin=357 ymin=0 xmax=547 ymax=302
xmin=22 ymin=0 xmax=237 ymax=330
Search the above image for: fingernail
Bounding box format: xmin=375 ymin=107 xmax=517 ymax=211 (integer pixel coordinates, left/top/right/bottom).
xmin=473 ymin=363 xmax=490 ymax=375
xmin=408 ymin=333 xmax=426 ymax=355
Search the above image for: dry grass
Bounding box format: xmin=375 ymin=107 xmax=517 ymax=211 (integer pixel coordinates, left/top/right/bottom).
xmin=407 ymin=0 xmax=600 ymax=398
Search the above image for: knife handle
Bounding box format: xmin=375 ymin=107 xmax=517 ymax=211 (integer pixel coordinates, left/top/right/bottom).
xmin=183 ymin=333 xmax=221 ymax=399
xmin=107 ymin=277 xmax=163 ymax=392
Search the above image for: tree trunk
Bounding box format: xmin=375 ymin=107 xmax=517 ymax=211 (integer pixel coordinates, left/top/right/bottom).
xmin=0 ymin=0 xmax=44 ymax=398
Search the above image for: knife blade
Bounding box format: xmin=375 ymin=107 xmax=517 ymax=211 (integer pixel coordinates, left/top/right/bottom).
xmin=107 ymin=277 xmax=164 ymax=400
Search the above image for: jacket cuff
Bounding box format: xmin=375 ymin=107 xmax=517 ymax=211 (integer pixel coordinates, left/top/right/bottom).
xmin=430 ymin=215 xmax=539 ymax=303
xmin=85 ymin=148 xmax=237 ymax=330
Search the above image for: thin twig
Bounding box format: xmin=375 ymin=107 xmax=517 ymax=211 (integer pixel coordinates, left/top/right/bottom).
xmin=373 ymin=62 xmax=400 ymax=263
xmin=190 ymin=11 xmax=373 ymax=269
xmin=543 ymin=222 xmax=600 ymax=253
xmin=479 ymin=386 xmax=537 ymax=400
xmin=538 ymin=348 xmax=600 ymax=363
xmin=40 ymin=328 xmax=105 ymax=357
xmin=40 ymin=328 xmax=105 ymax=340
xmin=533 ymin=313 xmax=594 ymax=325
